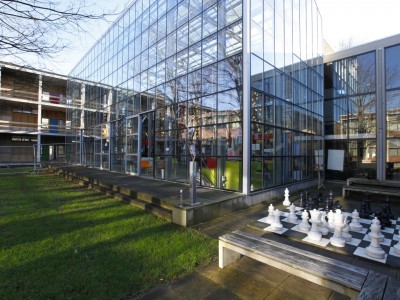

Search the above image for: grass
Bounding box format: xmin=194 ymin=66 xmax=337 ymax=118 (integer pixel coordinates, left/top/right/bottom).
xmin=0 ymin=174 xmax=217 ymax=299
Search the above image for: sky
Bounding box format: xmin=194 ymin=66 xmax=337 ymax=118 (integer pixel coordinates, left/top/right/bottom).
xmin=316 ymin=0 xmax=400 ymax=50
xmin=4 ymin=0 xmax=400 ymax=75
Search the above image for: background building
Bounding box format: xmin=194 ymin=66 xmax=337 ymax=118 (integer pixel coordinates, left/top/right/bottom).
xmin=66 ymin=0 xmax=323 ymax=196
xmin=0 ymin=62 xmax=69 ymax=169
xmin=324 ymin=34 xmax=400 ymax=181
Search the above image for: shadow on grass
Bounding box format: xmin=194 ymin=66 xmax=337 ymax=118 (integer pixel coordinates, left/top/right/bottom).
xmin=1 ymin=204 xmax=149 ymax=248
xmin=1 ymin=221 xmax=216 ymax=299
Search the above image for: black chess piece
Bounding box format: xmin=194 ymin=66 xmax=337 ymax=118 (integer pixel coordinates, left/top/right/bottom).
xmin=304 ymin=190 xmax=309 ymax=203
xmin=328 ymin=190 xmax=334 ymax=203
xmin=384 ymin=196 xmax=394 ymax=219
xmin=332 ymin=200 xmax=342 ymax=211
xmin=359 ymin=201 xmax=370 ymax=219
xmin=324 ymin=195 xmax=331 ymax=212
xmin=363 ymin=193 xmax=373 ymax=215
xmin=298 ymin=192 xmax=304 ymax=208
xmin=317 ymin=192 xmax=323 ymax=204
xmin=375 ymin=209 xmax=391 ymax=229
xmin=312 ymin=196 xmax=319 ymax=209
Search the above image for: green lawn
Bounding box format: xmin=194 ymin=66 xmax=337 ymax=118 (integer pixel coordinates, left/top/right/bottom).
xmin=0 ymin=174 xmax=217 ymax=299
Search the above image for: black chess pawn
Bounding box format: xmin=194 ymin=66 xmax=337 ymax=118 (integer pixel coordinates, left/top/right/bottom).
xmin=384 ymin=197 xmax=394 ymax=219
xmin=312 ymin=196 xmax=319 ymax=209
xmin=304 ymin=190 xmax=309 ymax=203
xmin=298 ymin=192 xmax=304 ymax=208
xmin=375 ymin=209 xmax=391 ymax=229
xmin=317 ymin=192 xmax=323 ymax=203
xmin=364 ymin=193 xmax=373 ymax=215
xmin=359 ymin=201 xmax=370 ymax=219
xmin=324 ymin=196 xmax=331 ymax=212
xmin=328 ymin=190 xmax=334 ymax=203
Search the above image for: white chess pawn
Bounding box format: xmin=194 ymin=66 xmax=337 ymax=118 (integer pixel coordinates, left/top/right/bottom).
xmin=266 ymin=204 xmax=275 ymax=223
xmin=349 ymin=209 xmax=363 ymax=231
xmin=366 ymin=217 xmax=385 ymax=259
xmin=299 ymin=210 xmax=311 ymax=232
xmin=283 ymin=188 xmax=290 ymax=206
xmin=287 ymin=203 xmax=298 ymax=223
xmin=308 ymin=209 xmax=322 ymax=241
xmin=271 ymin=209 xmax=283 ymax=231
xmin=318 ymin=211 xmax=329 ymax=236
xmin=342 ymin=216 xmax=352 ymax=242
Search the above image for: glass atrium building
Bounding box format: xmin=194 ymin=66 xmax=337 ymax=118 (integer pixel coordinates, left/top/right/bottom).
xmin=67 ymin=0 xmax=323 ymax=195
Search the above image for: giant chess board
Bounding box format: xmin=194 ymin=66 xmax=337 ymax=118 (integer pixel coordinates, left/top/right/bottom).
xmin=253 ymin=207 xmax=400 ymax=267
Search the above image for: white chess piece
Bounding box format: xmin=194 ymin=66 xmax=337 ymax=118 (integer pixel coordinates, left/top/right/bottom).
xmin=330 ymin=209 xmax=346 ymax=247
xmin=366 ymin=217 xmax=385 ymax=259
xmin=308 ymin=209 xmax=322 ymax=241
xmin=283 ymin=188 xmax=290 ymax=206
xmin=342 ymin=216 xmax=352 ymax=242
xmin=299 ymin=210 xmax=311 ymax=232
xmin=287 ymin=203 xmax=298 ymax=223
xmin=394 ymin=238 xmax=400 ymax=255
xmin=327 ymin=210 xmax=335 ymax=233
xmin=318 ymin=211 xmax=329 ymax=236
xmin=349 ymin=209 xmax=363 ymax=231
xmin=266 ymin=204 xmax=275 ymax=223
xmin=271 ymin=209 xmax=283 ymax=231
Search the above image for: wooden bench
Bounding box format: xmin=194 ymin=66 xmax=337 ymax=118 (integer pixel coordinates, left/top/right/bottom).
xmin=343 ymin=177 xmax=400 ymax=198
xmin=219 ymin=230 xmax=400 ymax=300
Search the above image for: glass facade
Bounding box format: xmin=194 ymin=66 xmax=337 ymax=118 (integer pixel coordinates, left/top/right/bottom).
xmin=385 ymin=44 xmax=400 ymax=179
xmin=324 ymin=41 xmax=400 ymax=181
xmin=67 ymin=0 xmax=323 ymax=194
xmin=324 ymin=52 xmax=377 ymax=179
xmin=249 ymin=0 xmax=323 ymax=191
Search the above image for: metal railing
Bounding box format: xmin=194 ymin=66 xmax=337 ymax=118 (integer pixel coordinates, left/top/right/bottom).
xmin=0 ymin=145 xmax=36 ymax=174
xmin=0 ymin=121 xmax=66 ymax=134
xmin=0 ymin=143 xmax=77 ymax=174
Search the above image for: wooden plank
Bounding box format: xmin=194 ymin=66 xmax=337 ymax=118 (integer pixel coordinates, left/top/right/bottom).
xmin=343 ymin=186 xmax=400 ymax=197
xmin=382 ymin=277 xmax=400 ymax=300
xmin=220 ymin=233 xmax=366 ymax=290
xmin=347 ymin=177 xmax=400 ymax=188
xmin=219 ymin=236 xmax=360 ymax=299
xmin=358 ymin=270 xmax=387 ymax=300
xmin=232 ymin=230 xmax=369 ymax=276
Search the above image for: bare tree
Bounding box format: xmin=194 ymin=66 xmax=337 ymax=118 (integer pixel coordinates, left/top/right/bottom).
xmin=0 ymin=0 xmax=117 ymax=60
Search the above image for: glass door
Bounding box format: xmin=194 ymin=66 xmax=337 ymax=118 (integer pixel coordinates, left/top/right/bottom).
xmin=126 ymin=115 xmax=140 ymax=174
xmin=140 ymin=111 xmax=155 ymax=176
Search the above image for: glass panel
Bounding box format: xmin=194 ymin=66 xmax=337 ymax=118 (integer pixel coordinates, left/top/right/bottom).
xmin=203 ymin=4 xmax=218 ymax=38
xmin=386 ymin=45 xmax=400 ymax=89
xmin=189 ymin=0 xmax=202 ymax=19
xmin=202 ymin=95 xmax=217 ymax=125
xmin=202 ymin=34 xmax=218 ymax=66
xmin=218 ymin=89 xmax=241 ymax=123
xmin=189 ymin=15 xmax=202 ymax=45
xmin=202 ymin=64 xmax=218 ymax=95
